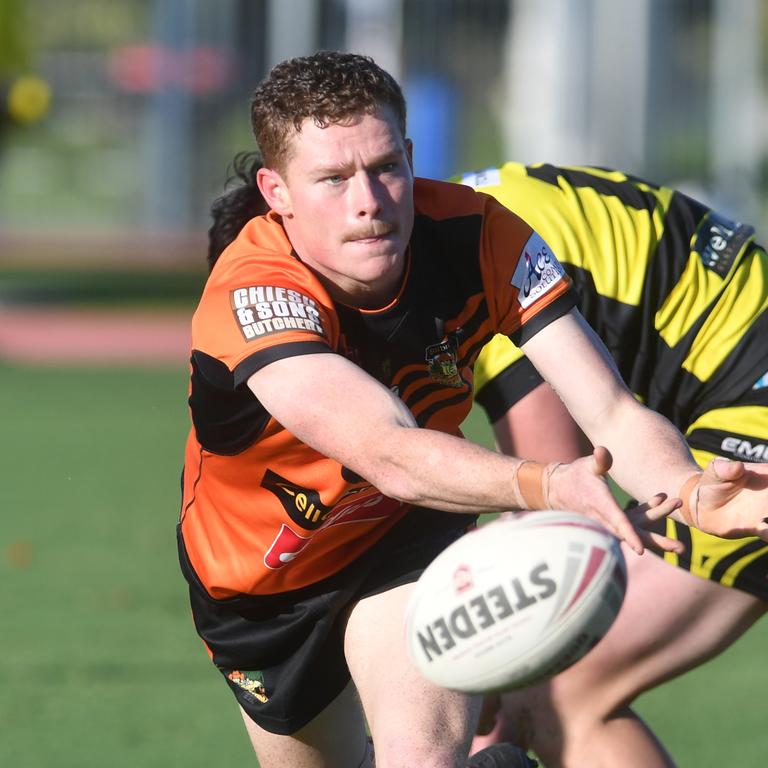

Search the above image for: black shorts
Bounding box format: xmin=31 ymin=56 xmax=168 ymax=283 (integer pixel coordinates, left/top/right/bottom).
xmin=177 ymin=508 xmax=476 ymax=735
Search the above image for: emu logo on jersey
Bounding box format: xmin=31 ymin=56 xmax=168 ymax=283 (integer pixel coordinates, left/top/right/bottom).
xmin=720 ymin=437 xmax=767 ymax=462
xmin=231 ymin=285 xmax=324 ymax=340
xmin=511 ymin=233 xmax=565 ymax=309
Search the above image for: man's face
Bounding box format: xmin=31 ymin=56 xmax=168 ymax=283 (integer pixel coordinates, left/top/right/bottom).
xmin=260 ymin=105 xmax=414 ymax=306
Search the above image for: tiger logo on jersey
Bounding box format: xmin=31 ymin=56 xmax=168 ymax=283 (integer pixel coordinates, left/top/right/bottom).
xmin=425 ymin=330 xmax=464 ymax=388
xmin=511 ymin=232 xmax=566 ymax=309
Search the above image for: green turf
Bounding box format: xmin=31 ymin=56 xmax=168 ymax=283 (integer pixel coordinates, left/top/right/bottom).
xmin=0 ymin=267 xmax=206 ymax=309
xmin=0 ymin=363 xmax=254 ymax=766
xmin=2 ymin=362 xmax=766 ymax=766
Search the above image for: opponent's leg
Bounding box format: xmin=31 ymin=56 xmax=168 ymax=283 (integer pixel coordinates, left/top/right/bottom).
xmin=345 ymin=581 xmax=481 ymax=768
xmin=238 ymin=681 xmax=372 ymax=768
xmin=471 ymin=548 xmax=766 ymax=768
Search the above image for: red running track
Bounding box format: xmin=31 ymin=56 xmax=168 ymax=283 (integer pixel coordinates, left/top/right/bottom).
xmin=0 ymin=307 xmax=191 ymax=365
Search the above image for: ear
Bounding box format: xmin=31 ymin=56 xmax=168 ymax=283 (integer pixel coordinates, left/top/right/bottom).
xmin=405 ymin=138 xmax=414 ymax=173
xmin=257 ymin=167 xmax=293 ymax=217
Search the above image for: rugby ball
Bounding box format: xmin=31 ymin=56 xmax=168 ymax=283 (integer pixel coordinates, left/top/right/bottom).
xmin=404 ymin=510 xmax=627 ymax=693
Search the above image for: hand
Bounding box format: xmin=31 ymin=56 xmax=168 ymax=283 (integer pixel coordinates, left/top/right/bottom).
xmin=688 ymin=458 xmax=768 ymax=540
xmin=547 ymin=447 xmax=648 ymax=554
xmin=625 ymin=493 xmax=685 ymax=554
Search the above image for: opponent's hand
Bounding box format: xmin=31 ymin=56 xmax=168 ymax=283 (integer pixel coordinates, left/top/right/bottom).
xmin=547 ymin=446 xmax=649 ymax=554
xmin=687 ymin=458 xmax=768 ymax=540
xmin=625 ymin=493 xmax=685 ymax=554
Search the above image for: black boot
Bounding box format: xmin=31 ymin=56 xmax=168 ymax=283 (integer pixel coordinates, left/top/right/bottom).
xmin=466 ymin=743 xmax=539 ymax=768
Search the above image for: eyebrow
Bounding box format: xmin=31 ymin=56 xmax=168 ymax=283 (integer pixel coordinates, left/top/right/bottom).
xmin=312 ymin=148 xmax=406 ymax=177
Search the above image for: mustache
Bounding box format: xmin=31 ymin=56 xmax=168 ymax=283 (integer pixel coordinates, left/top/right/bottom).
xmin=345 ymin=221 xmax=396 ymax=241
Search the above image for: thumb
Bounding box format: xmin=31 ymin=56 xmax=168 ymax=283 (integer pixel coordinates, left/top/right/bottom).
xmin=591 ymin=445 xmax=613 ymax=477
xmin=704 ymin=457 xmax=745 ymax=484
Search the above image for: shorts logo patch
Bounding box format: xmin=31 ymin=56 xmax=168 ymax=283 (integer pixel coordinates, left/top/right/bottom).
xmin=511 ymin=233 xmax=565 ymax=309
xmin=230 ymin=285 xmax=325 ymax=340
xmin=753 ymin=371 xmax=768 ymax=390
xmin=225 ymin=669 xmax=269 ymax=703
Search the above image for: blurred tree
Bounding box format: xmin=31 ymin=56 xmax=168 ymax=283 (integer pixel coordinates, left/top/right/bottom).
xmin=0 ymin=0 xmax=29 ymax=72
xmin=0 ymin=0 xmax=51 ymax=132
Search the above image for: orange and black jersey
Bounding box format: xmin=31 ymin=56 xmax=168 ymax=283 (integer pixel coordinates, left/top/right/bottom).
xmin=181 ymin=177 xmax=574 ymax=598
xmin=468 ymin=163 xmax=768 ymax=448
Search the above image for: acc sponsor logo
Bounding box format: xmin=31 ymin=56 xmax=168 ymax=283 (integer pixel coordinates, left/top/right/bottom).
xmin=459 ymin=167 xmax=501 ymax=189
xmin=720 ymin=437 xmax=768 ymax=462
xmin=225 ymin=669 xmax=269 ymax=704
xmin=753 ymin=371 xmax=768 ymax=390
xmin=230 ymin=285 xmax=324 ymax=340
xmin=415 ymin=562 xmax=557 ymax=662
xmin=511 ymin=233 xmax=565 ymax=309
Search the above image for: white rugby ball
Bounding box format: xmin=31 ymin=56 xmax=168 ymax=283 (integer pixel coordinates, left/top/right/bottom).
xmin=404 ymin=510 xmax=627 ymax=693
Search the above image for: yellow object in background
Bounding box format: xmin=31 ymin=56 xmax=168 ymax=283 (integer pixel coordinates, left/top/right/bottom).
xmin=7 ymin=74 xmax=51 ymax=124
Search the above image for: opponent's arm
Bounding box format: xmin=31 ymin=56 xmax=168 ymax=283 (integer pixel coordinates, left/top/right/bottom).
xmin=521 ymin=308 xmax=768 ymax=541
xmin=493 ymin=381 xmax=591 ymax=462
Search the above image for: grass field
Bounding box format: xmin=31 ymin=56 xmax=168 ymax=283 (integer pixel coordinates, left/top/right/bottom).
xmin=2 ymin=362 xmax=766 ymax=767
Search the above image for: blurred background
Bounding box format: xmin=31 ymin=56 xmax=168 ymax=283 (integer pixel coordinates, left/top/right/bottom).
xmin=2 ymin=0 xmax=767 ymax=244
xmin=2 ymin=1 xmax=768 ymax=766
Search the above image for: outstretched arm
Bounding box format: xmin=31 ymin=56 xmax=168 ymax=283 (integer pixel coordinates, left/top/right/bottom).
xmin=681 ymin=458 xmax=768 ymax=540
xmin=247 ymin=352 xmax=652 ymax=552
xmin=521 ymin=308 xmax=768 ymax=541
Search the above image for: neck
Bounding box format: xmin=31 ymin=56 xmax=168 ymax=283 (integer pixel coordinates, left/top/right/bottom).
xmin=315 ymin=258 xmax=407 ymax=310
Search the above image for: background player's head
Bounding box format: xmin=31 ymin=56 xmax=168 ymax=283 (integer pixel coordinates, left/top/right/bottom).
xmin=250 ymin=50 xmax=407 ymax=175
xmin=207 ymin=151 xmax=267 ymax=272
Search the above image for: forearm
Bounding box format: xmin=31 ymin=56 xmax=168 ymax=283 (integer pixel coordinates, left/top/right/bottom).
xmin=249 ymin=354 xmax=545 ymax=514
xmin=586 ymin=396 xmax=700 ymax=505
xmin=367 ymin=425 xmax=544 ymax=513
xmin=520 ymin=311 xmax=701 ymax=509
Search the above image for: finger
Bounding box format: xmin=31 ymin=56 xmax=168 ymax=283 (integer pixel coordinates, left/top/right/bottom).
xmin=707 ymin=457 xmax=745 ymax=483
xmin=627 ymin=495 xmax=683 ymax=524
xmin=635 ymin=528 xmax=685 ymax=554
xmin=600 ymin=501 xmax=644 ymax=555
xmin=591 ymin=445 xmax=613 ymax=476
xmin=626 ymin=492 xmax=667 ymax=515
xmin=743 ymin=461 xmax=768 ymax=476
